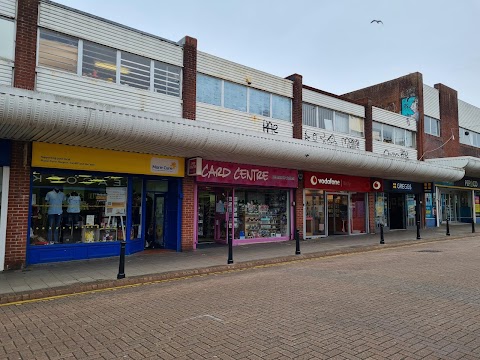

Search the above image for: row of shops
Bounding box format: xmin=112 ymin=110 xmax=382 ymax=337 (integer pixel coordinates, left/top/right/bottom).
xmin=0 ymin=140 xmax=479 ymax=266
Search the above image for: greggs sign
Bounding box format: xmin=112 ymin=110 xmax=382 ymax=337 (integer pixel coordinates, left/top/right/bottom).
xmin=304 ymin=171 xmax=381 ymax=192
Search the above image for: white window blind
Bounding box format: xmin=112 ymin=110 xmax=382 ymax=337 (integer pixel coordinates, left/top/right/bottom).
xmin=120 ymin=52 xmax=151 ymax=90
xmin=154 ymin=61 xmax=181 ymax=97
xmin=38 ymin=29 xmax=78 ymax=73
xmin=82 ymin=41 xmax=117 ymax=82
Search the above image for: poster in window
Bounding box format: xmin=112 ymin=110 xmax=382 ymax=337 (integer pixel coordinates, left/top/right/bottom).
xmin=105 ymin=187 xmax=127 ymax=216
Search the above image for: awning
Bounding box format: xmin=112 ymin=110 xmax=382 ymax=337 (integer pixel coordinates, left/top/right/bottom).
xmin=426 ymin=156 xmax=480 ymax=178
xmin=0 ymin=86 xmax=465 ymax=182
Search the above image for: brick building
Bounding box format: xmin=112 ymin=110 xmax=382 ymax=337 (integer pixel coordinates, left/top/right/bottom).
xmin=0 ymin=0 xmax=476 ymax=269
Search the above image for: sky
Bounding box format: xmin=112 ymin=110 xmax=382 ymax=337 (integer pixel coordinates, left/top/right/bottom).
xmin=55 ymin=0 xmax=480 ymax=108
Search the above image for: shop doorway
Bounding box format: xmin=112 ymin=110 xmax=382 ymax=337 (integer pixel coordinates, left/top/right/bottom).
xmin=389 ymin=193 xmax=405 ymax=229
xmin=327 ymin=194 xmax=348 ymax=235
xmin=152 ymin=195 xmax=165 ymax=247
xmin=440 ymin=192 xmax=458 ymax=222
xmin=198 ymin=187 xmax=231 ymax=246
xmin=145 ymin=180 xmax=168 ymax=249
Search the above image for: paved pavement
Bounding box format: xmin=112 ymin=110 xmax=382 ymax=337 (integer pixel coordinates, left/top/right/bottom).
xmin=0 ymin=223 xmax=477 ymax=304
xmin=1 ymin=235 xmax=480 ymax=359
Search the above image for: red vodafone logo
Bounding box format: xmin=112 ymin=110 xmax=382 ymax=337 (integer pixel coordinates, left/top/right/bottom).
xmin=371 ymin=179 xmax=383 ymax=191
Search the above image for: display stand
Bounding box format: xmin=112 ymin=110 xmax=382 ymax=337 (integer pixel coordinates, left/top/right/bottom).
xmin=106 ymin=216 xmax=126 ymax=242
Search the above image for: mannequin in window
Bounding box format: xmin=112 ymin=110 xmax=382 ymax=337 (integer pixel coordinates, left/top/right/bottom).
xmin=45 ymin=187 xmax=65 ymax=244
xmin=67 ymin=191 xmax=82 ymax=228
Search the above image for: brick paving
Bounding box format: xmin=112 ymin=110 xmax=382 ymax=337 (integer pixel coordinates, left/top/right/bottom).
xmin=1 ymin=236 xmax=480 ymax=359
xmin=1 ymin=224 xmax=476 ymax=305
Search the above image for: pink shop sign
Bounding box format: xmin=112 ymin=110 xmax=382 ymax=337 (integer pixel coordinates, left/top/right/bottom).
xmin=196 ymin=160 xmax=298 ymax=188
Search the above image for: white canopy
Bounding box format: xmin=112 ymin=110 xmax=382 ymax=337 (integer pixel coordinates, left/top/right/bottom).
xmin=426 ymin=156 xmax=480 ymax=178
xmin=0 ymin=86 xmax=465 ymax=182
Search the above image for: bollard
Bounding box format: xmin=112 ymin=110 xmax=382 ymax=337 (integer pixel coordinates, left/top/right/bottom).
xmin=380 ymin=224 xmax=385 ymax=244
xmin=227 ymin=233 xmax=233 ymax=264
xmin=472 ymin=218 xmax=476 ymax=233
xmin=416 ymin=220 xmax=421 ymax=240
xmin=117 ymin=241 xmax=126 ymax=279
xmin=295 ymin=229 xmax=301 ymax=255
xmin=446 ymin=219 xmax=450 ymax=236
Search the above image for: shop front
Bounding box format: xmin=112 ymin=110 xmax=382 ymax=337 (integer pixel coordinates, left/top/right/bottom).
xmin=28 ymin=142 xmax=184 ymax=264
xmin=0 ymin=139 xmax=11 ymax=271
xmin=375 ymin=180 xmax=422 ymax=230
xmin=303 ymin=172 xmax=374 ymax=238
xmin=434 ymin=177 xmax=479 ymax=226
xmin=189 ymin=158 xmax=297 ymax=247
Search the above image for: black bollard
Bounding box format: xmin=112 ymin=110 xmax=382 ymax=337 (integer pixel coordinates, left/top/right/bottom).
xmin=117 ymin=241 xmax=126 ymax=279
xmin=472 ymin=218 xmax=476 ymax=233
xmin=416 ymin=220 xmax=421 ymax=240
xmin=446 ymin=219 xmax=450 ymax=236
xmin=227 ymin=233 xmax=233 ymax=264
xmin=295 ymin=229 xmax=301 ymax=255
xmin=380 ymin=224 xmax=385 ymax=244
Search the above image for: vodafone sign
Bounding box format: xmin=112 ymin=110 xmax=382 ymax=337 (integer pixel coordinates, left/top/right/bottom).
xmin=304 ymin=172 xmax=382 ymax=192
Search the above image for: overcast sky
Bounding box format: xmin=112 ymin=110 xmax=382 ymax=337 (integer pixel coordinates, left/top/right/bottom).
xmin=55 ymin=0 xmax=480 ymax=108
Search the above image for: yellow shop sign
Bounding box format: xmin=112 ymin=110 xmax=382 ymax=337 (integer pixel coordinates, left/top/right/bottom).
xmin=32 ymin=142 xmax=184 ymax=177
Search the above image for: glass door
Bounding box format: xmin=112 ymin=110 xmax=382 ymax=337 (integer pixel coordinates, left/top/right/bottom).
xmin=214 ymin=189 xmax=231 ymax=244
xmin=327 ymin=194 xmax=349 ymax=235
xmin=441 ymin=192 xmax=457 ymax=222
xmin=350 ymin=193 xmax=366 ymax=234
xmin=305 ymin=190 xmax=325 ymax=237
xmin=153 ymin=195 xmax=165 ymax=247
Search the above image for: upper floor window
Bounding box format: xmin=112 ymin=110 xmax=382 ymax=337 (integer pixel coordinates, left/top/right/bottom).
xmin=38 ymin=28 xmax=181 ymax=97
xmin=303 ymin=103 xmax=364 ymax=137
xmin=0 ymin=17 xmax=15 ymax=61
xmin=39 ymin=29 xmax=78 ymax=73
xmin=373 ymin=121 xmax=416 ymax=148
xmin=424 ymin=115 xmax=440 ymax=136
xmin=82 ymin=41 xmax=116 ymax=82
xmin=196 ymin=73 xmax=292 ymax=122
xmin=459 ymin=127 xmax=480 ymax=147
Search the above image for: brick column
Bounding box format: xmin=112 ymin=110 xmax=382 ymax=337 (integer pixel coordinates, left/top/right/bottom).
xmin=434 ymin=83 xmax=459 ymax=157
xmin=14 ymin=0 xmax=39 ymax=90
xmin=286 ymin=74 xmax=303 ymax=139
xmin=295 ymin=175 xmax=304 ymax=240
xmin=181 ymin=176 xmax=195 ymax=251
xmin=354 ymin=98 xmax=373 ymax=152
xmin=180 ymin=36 xmax=197 ymax=120
xmin=5 ymin=142 xmax=31 ymax=270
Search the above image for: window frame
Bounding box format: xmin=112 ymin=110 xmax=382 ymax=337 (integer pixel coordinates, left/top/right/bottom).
xmin=196 ymin=73 xmax=292 ymax=122
xmin=0 ymin=16 xmax=15 ymax=62
xmin=372 ymin=121 xmax=416 ymax=149
xmin=424 ymin=115 xmax=440 ymax=137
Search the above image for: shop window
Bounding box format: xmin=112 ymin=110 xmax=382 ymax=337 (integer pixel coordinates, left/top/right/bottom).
xmin=235 ymin=189 xmax=289 ymax=240
xmin=272 ymin=94 xmax=291 ymax=122
xmin=82 ymin=41 xmax=117 ymax=82
xmin=38 ymin=29 xmax=78 ymax=73
xmin=224 ymin=80 xmax=247 ymax=112
xmin=130 ymin=177 xmax=143 ymax=241
xmin=302 ymin=103 xmax=317 ymax=127
xmin=30 ymin=171 xmax=128 ymax=245
xmin=249 ymin=88 xmax=271 ymax=117
xmin=0 ymin=17 xmax=14 ymax=61
xmin=196 ymin=73 xmax=221 ymax=106
xmin=305 ymin=190 xmax=325 ymax=237
xmin=154 ymin=61 xmax=181 ymax=97
xmin=120 ymin=51 xmax=151 ymax=90
xmin=350 ymin=193 xmax=366 ymax=234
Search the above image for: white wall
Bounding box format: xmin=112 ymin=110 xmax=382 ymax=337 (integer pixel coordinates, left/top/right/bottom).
xmin=303 ymin=89 xmax=365 ymax=118
xmin=423 ymin=84 xmax=440 ymax=119
xmin=373 ymin=107 xmax=417 ymax=131
xmin=197 ymin=51 xmax=292 ymax=97
xmin=0 ymin=0 xmax=16 ymax=18
xmin=302 ymin=125 xmax=366 ymax=151
xmin=458 ymin=99 xmax=480 ymax=132
xmin=38 ymin=1 xmax=182 ymax=67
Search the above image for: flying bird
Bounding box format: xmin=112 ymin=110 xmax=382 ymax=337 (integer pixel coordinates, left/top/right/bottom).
xmin=371 ymin=20 xmax=383 ymax=24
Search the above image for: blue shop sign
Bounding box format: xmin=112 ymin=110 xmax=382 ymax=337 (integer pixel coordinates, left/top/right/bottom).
xmin=454 ymin=177 xmax=480 ymax=189
xmin=0 ymin=139 xmax=11 ymax=166
xmin=385 ymin=180 xmax=422 ymax=193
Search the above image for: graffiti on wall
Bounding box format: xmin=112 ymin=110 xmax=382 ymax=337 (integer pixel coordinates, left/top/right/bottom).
xmin=263 ymin=120 xmax=278 ymax=134
xmin=304 ymin=129 xmax=360 ymax=150
xmin=383 ymin=148 xmax=409 ymax=159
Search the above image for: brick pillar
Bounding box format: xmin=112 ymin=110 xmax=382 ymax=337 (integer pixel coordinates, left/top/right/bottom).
xmin=180 ymin=36 xmax=197 ymax=120
xmin=434 ymin=83 xmax=459 ymax=157
xmin=5 ymin=142 xmax=31 ymax=270
xmin=368 ymin=192 xmax=376 ymax=234
xmin=14 ymin=0 xmax=39 ymax=90
xmin=181 ymin=176 xmax=195 ymax=251
xmin=354 ymin=98 xmax=373 ymax=152
xmin=295 ymin=176 xmax=304 ymax=239
xmin=286 ymin=74 xmax=303 ymax=139
xmin=414 ymin=73 xmax=425 ymax=160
